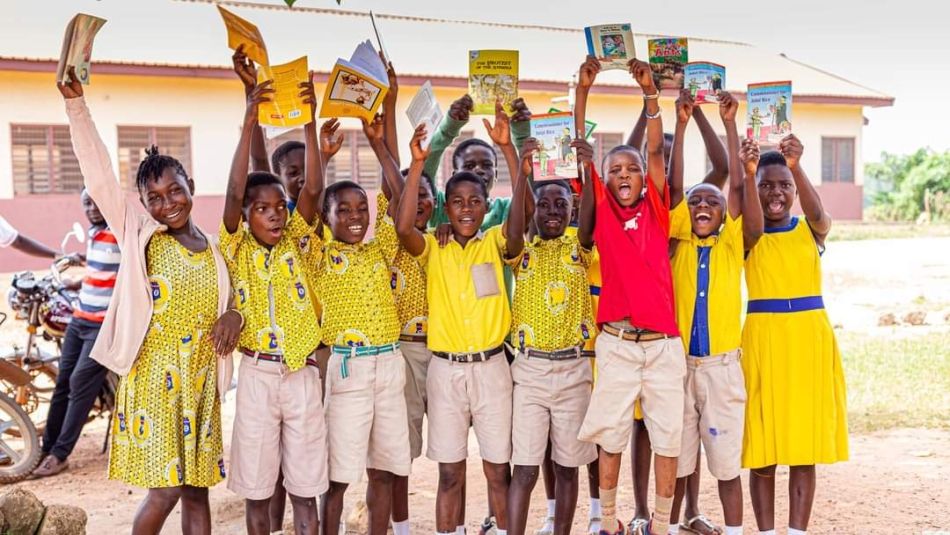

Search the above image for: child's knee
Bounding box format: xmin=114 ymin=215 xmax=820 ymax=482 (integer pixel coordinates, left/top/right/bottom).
xmin=149 ymin=487 xmax=183 ymax=508
xmin=552 ymin=463 xmax=578 ymax=482
xmin=287 ymin=493 xmax=318 ymax=508
xmin=438 ymin=463 xmax=465 ymax=491
xmin=751 ymin=464 xmax=777 ymax=477
xmin=367 ymin=468 xmax=395 ymax=485
xmin=512 ymin=465 xmax=539 ymax=485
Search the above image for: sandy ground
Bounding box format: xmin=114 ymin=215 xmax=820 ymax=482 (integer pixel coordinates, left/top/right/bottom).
xmin=1 ymin=236 xmax=949 ymax=534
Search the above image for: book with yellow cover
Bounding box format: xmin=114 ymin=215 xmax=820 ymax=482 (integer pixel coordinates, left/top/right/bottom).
xmin=468 ymin=50 xmax=519 ymax=115
xmin=320 ymin=40 xmax=389 ymax=122
xmin=217 ymin=5 xmax=269 ymax=67
xmin=257 ymin=56 xmax=311 ymax=129
xmin=56 ymin=13 xmax=107 ymax=85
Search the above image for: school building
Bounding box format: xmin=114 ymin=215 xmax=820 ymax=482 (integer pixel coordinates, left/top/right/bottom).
xmin=0 ymin=0 xmax=893 ymax=271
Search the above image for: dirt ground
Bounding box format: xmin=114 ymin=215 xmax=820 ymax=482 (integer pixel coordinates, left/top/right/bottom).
xmin=2 ymin=236 xmax=949 ymax=534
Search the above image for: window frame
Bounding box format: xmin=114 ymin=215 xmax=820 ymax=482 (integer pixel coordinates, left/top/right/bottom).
xmin=10 ymin=123 xmax=82 ymax=195
xmin=821 ymin=136 xmax=856 ymax=183
xmin=116 ymin=125 xmax=193 ymax=190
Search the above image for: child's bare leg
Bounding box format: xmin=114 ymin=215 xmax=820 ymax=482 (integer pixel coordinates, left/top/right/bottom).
xmin=683 ymin=455 xmax=702 ymax=521
xmin=587 ymin=457 xmax=599 ymax=499
xmin=631 ymin=419 xmax=652 ymax=520
xmin=269 ymin=472 xmax=287 ymax=532
xmin=789 ymin=465 xmax=816 ymax=531
xmin=718 ymin=476 xmax=743 ymax=528
xmin=320 ymin=481 xmax=348 ymax=535
xmin=507 ymin=465 xmax=539 ymax=535
xmin=750 ymin=465 xmax=776 ymax=531
xmin=392 ymin=474 xmax=410 ymax=523
xmin=552 ymin=463 xmax=579 ymax=535
xmin=542 ymin=442 xmax=556 ymax=500
xmin=483 ymin=460 xmax=511 ymax=530
xmin=597 ymin=449 xmax=622 ymax=532
xmin=669 ymin=476 xmax=689 ymax=530
xmin=438 ymin=461 xmax=466 ymax=533
xmin=651 ymin=454 xmax=678 ymax=535
xmin=131 ymin=487 xmax=181 ymax=535
xmin=288 ymin=493 xmax=319 ymax=535
xmin=366 ymin=469 xmax=396 ymax=535
xmin=180 ymin=486 xmax=211 ymax=535
xmin=245 ymin=498 xmax=271 ymax=535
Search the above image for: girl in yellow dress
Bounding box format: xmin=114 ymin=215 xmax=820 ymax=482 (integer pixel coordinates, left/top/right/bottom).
xmin=740 ymin=135 xmax=848 ymax=535
xmin=59 ymin=69 xmax=242 ymax=535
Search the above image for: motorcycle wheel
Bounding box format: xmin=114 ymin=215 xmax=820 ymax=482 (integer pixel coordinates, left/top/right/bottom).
xmin=0 ymin=393 xmax=42 ymax=483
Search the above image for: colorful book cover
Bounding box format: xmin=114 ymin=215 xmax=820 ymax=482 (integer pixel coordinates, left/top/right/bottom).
xmin=406 ymin=81 xmax=443 ymax=149
xmin=530 ymin=112 xmax=578 ymax=181
xmin=548 ymin=107 xmax=596 ymax=140
xmin=648 ymin=38 xmax=688 ymax=90
xmin=468 ymin=50 xmax=519 ymax=115
xmin=320 ymin=40 xmax=390 ymax=122
xmin=257 ymin=56 xmax=311 ymax=129
xmin=56 ymin=13 xmax=107 ymax=85
xmin=584 ymin=24 xmax=635 ymax=71
xmin=684 ymin=62 xmax=726 ymax=104
xmin=218 ymin=6 xmax=269 ymax=67
xmin=746 ymin=81 xmax=792 ymax=143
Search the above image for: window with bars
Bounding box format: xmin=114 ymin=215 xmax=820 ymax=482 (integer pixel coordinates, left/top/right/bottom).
xmin=591 ymin=132 xmax=625 ymax=167
xmin=117 ymin=126 xmax=192 ymax=190
xmin=324 ymin=130 xmax=381 ymax=187
xmin=821 ymin=137 xmax=855 ymax=183
xmin=10 ymin=124 xmax=83 ymax=195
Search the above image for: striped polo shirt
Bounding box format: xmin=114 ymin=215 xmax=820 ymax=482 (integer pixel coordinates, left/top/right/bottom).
xmin=74 ymin=226 xmax=119 ymax=323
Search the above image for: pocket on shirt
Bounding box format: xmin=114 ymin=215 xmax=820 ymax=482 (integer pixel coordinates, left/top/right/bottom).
xmin=471 ymin=263 xmax=501 ymax=298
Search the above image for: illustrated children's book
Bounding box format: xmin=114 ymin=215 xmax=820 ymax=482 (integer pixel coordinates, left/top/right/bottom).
xmin=468 ymin=50 xmax=519 ymax=115
xmin=257 ymin=56 xmax=311 ymax=129
xmin=648 ymin=38 xmax=688 ymax=90
xmin=584 ymin=24 xmax=635 ymax=71
xmin=684 ymin=62 xmax=725 ymax=104
xmin=320 ymin=40 xmax=389 ymax=122
xmin=406 ymin=81 xmax=443 ymax=149
xmin=56 ymin=13 xmax=107 ymax=85
xmin=548 ymin=108 xmax=596 ymax=140
xmin=530 ymin=112 xmax=579 ymax=181
xmin=746 ymin=81 xmax=792 ymax=143
xmin=217 ymin=6 xmax=269 ymax=67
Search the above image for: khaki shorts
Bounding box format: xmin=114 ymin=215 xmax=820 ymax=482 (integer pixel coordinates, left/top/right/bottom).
xmin=579 ymin=333 xmax=686 ymax=457
xmin=314 ymin=344 xmax=332 ymax=392
xmin=677 ymin=349 xmax=746 ymax=480
xmin=426 ymin=353 xmax=512 ymax=464
xmin=401 ymin=340 xmax=432 ymax=460
xmin=511 ymin=351 xmax=597 ymax=468
xmin=228 ymin=356 xmax=328 ymax=500
xmin=325 ymin=349 xmax=411 ymax=483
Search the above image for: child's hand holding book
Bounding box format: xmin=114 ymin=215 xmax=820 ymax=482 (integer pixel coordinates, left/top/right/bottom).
xmin=482 ymin=100 xmax=511 ymax=147
xmin=410 ymin=124 xmax=431 ymax=163
xmin=448 ymin=94 xmax=474 ymax=122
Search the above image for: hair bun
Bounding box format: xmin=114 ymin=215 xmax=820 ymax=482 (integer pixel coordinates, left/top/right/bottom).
xmin=144 ymin=145 xmax=161 ymax=158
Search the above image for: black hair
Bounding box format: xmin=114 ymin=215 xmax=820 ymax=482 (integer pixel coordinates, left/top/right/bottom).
xmin=400 ymin=168 xmax=434 ymax=194
xmin=271 ymin=141 xmax=305 ymax=175
xmin=444 ymin=171 xmax=488 ymax=200
xmin=601 ymin=144 xmax=643 ymax=174
xmin=533 ymin=179 xmax=572 ymax=197
xmin=135 ymin=145 xmax=188 ymax=191
xmin=322 ymin=180 xmax=366 ymax=215
xmin=451 ymin=138 xmax=496 ymax=170
xmin=244 ymin=172 xmax=285 ymax=207
xmin=757 ymin=150 xmax=788 ymax=172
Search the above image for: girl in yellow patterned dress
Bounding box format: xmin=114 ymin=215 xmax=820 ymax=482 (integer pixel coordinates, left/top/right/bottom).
xmin=740 ymin=136 xmax=848 ymax=535
xmin=59 ymin=70 xmax=241 ymax=535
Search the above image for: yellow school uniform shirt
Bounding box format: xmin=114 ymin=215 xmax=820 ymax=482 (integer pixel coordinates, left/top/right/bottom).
xmin=377 ymin=193 xmax=428 ymax=337
xmin=308 ymin=207 xmax=401 ymax=347
xmin=510 ymin=234 xmax=595 ymax=351
xmin=417 ymin=225 xmax=512 ymax=353
xmin=219 ymin=211 xmax=321 ymax=371
xmin=669 ymin=201 xmax=744 ymax=356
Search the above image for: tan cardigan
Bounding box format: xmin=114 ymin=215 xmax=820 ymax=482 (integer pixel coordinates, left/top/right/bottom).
xmin=65 ymin=97 xmax=233 ymax=399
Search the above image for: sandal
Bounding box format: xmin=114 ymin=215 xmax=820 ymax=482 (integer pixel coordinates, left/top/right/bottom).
xmin=680 ymin=514 xmax=723 ymax=534
xmin=599 ymin=518 xmax=626 ymax=535
xmin=627 ymin=518 xmax=649 ymax=535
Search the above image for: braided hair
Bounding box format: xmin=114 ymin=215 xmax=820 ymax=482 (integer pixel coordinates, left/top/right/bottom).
xmin=135 ymin=145 xmax=189 ymax=191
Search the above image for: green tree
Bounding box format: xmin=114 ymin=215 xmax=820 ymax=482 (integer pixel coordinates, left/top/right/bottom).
xmin=865 ymin=149 xmax=950 ymax=221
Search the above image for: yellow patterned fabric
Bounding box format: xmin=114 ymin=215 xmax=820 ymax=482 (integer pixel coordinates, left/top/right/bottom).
xmin=309 ymin=207 xmax=401 ymax=347
xmin=109 ymin=233 xmax=224 ymax=489
xmin=377 ymin=193 xmax=428 ymax=336
xmin=219 ymin=211 xmax=321 ymax=371
xmin=510 ymin=234 xmax=595 ymax=352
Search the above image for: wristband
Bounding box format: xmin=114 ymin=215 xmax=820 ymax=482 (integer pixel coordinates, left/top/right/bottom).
xmin=643 ymin=92 xmax=660 ymax=100
xmin=645 ymin=109 xmax=662 ymax=120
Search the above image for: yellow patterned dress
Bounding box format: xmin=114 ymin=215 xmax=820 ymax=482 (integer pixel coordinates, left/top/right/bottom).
xmin=109 ymin=233 xmax=224 ymax=488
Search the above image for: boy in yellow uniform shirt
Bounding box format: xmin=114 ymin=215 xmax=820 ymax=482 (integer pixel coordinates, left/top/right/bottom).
xmin=396 ymin=122 xmax=533 ymax=535
xmin=665 ymin=92 xmax=763 ymax=535
xmin=222 ymin=78 xmax=327 ymax=535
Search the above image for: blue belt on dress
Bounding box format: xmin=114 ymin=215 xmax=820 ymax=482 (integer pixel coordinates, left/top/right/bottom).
xmin=331 ymin=342 xmax=400 ymax=378
xmin=746 ymin=296 xmax=824 ymax=314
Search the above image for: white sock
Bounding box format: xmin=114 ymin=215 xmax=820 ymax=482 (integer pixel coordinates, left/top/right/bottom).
xmin=668 ymin=526 xmax=680 ymax=534
xmin=589 ymin=497 xmax=601 ymax=518
xmin=456 ymin=526 xmax=466 ymax=535
xmin=392 ymin=520 xmax=410 ymax=535
xmin=546 ymin=498 xmax=556 ymax=517
xmin=759 ymin=530 xmax=776 ymax=535
xmin=788 ymin=529 xmax=806 ymax=535
xmin=497 ymin=531 xmax=507 ymax=535
xmin=724 ymin=527 xmax=743 ymax=535
xmin=438 ymin=532 xmax=454 ymax=535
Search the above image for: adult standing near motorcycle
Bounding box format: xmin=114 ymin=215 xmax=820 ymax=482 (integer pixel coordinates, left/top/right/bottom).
xmin=0 ymin=215 xmax=60 ymax=259
xmin=58 ymin=67 xmax=243 ymax=535
xmin=32 ymin=190 xmax=117 ymax=478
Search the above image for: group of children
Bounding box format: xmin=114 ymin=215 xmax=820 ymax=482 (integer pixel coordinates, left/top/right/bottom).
xmin=54 ymin=43 xmax=848 ymax=535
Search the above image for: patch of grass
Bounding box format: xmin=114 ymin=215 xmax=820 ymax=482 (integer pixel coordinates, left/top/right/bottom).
xmin=840 ymin=330 xmax=950 ymax=432
xmin=828 ymin=222 xmax=950 ymax=242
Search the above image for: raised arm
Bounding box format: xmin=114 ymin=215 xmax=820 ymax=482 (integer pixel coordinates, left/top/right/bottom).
xmin=630 ymin=60 xmax=666 ymax=194
xmin=781 ymin=134 xmax=831 ymax=244
xmin=573 ymin=138 xmax=596 ymax=250
xmin=224 ymin=80 xmax=273 ymax=233
xmin=483 ymin=99 xmax=532 ymax=217
xmin=737 ymin=138 xmax=764 ymax=251
xmin=319 ymin=118 xmax=344 ymax=178
xmin=365 ymin=114 xmax=412 ymax=217
xmin=669 ymin=90 xmax=695 ymax=208
xmin=510 ymin=97 xmax=532 ymax=156
xmin=232 ymin=45 xmax=270 ymax=172
xmin=297 ymin=73 xmax=323 ymax=225
xmin=504 ymin=138 xmax=537 ymax=259
xmin=396 ymin=135 xmax=431 ymax=256
xmin=626 ymin=103 xmax=647 ymax=151
xmin=721 ymin=92 xmax=743 ymax=220
xmin=694 ymin=105 xmax=728 ymax=189
xmin=422 ymin=95 xmax=473 ymax=186
xmin=382 ymin=57 xmax=400 ymax=167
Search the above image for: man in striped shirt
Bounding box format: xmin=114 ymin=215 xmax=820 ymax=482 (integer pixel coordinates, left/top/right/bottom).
xmin=33 ymin=189 xmax=119 ymax=478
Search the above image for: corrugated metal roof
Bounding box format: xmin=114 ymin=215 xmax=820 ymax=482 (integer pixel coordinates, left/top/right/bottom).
xmin=3 ymin=0 xmax=892 ymax=104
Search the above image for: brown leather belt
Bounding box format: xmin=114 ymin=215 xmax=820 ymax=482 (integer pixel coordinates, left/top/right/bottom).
xmin=399 ymin=333 xmax=427 ymax=343
xmin=600 ymin=324 xmax=669 ymax=343
xmin=240 ymin=348 xmax=318 ymax=367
